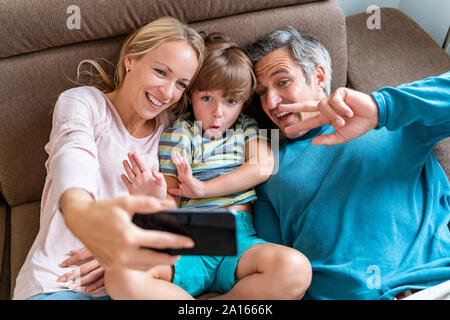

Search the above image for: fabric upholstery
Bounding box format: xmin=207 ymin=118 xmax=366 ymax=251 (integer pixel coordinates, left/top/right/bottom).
xmin=0 ymin=202 xmax=5 ymax=280
xmin=0 ymin=201 xmax=9 ymax=300
xmin=346 ymin=8 xmax=450 ymax=93
xmin=0 ymin=0 xmax=321 ymax=58
xmin=10 ymin=202 xmax=40 ymax=298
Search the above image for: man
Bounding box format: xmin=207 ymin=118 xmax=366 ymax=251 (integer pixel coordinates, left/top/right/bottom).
xmin=246 ymin=27 xmax=450 ymax=300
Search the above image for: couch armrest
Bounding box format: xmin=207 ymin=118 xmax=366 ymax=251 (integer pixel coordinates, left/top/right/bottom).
xmin=346 ymin=8 xmax=450 ymax=181
xmin=346 ymin=7 xmax=450 ymax=93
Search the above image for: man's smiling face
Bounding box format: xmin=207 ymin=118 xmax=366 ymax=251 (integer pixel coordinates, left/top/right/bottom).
xmin=254 ymin=47 xmax=326 ymax=138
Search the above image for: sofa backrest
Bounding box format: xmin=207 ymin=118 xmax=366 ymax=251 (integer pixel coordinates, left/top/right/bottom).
xmin=0 ymin=0 xmax=347 ymax=207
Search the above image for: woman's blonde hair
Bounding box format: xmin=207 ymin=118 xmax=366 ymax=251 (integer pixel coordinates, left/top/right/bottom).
xmin=77 ymin=16 xmax=205 ymax=117
xmin=190 ymin=33 xmax=256 ymax=106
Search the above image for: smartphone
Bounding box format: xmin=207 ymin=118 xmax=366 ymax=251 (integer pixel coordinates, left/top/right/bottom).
xmin=132 ymin=208 xmax=237 ymax=256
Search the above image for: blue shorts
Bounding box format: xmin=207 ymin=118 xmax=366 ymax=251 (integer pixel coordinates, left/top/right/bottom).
xmin=172 ymin=210 xmax=268 ymax=297
xmin=27 ymin=291 xmax=111 ymax=300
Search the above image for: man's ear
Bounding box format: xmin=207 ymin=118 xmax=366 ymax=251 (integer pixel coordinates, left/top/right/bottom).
xmin=312 ymin=65 xmax=327 ymax=93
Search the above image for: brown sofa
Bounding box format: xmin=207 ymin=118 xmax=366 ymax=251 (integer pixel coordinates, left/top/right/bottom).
xmin=0 ymin=0 xmax=449 ymax=299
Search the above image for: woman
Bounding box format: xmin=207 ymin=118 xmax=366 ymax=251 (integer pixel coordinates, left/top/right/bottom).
xmin=13 ymin=16 xmax=205 ymax=300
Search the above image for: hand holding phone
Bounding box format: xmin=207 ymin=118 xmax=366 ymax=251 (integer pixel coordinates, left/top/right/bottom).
xmin=132 ymin=209 xmax=237 ymax=256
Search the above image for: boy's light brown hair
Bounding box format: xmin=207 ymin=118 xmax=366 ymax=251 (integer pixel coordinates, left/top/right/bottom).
xmin=190 ymin=33 xmax=256 ymax=104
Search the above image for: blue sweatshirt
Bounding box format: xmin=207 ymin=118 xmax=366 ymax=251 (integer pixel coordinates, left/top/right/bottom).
xmin=253 ymin=72 xmax=450 ymax=300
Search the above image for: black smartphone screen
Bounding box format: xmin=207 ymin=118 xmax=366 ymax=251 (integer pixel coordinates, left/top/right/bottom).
xmin=132 ymin=209 xmax=237 ymax=256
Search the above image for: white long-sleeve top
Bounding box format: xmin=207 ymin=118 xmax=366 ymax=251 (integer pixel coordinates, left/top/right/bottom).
xmin=13 ymin=86 xmax=171 ymax=299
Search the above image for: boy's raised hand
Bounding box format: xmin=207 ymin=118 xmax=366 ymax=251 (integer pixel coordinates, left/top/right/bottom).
xmin=121 ymin=152 xmax=167 ymax=200
xmin=168 ymin=150 xmax=206 ymax=199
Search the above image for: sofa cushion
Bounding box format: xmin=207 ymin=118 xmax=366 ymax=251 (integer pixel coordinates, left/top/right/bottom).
xmin=0 ymin=0 xmax=347 ymax=206
xmin=0 ymin=201 xmax=10 ymax=300
xmin=10 ymin=202 xmax=40 ymax=298
xmin=0 ymin=0 xmax=323 ymax=58
xmin=0 ymin=201 xmax=5 ymax=283
xmin=0 ymin=201 xmax=11 ymax=300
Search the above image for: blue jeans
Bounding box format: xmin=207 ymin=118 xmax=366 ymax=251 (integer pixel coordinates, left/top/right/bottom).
xmin=28 ymin=291 xmax=111 ymax=300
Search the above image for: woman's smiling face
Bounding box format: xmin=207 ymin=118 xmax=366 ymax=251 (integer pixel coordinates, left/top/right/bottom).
xmin=124 ymin=40 xmax=199 ymax=119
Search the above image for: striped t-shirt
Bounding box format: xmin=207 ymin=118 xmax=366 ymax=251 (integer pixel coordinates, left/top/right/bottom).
xmin=159 ymin=112 xmax=260 ymax=208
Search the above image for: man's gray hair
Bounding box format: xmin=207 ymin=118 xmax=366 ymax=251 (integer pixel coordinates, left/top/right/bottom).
xmin=246 ymin=26 xmax=332 ymax=96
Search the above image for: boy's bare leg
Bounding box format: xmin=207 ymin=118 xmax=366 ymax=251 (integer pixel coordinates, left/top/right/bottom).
xmin=105 ymin=265 xmax=194 ymax=300
xmin=209 ymin=243 xmax=312 ymax=300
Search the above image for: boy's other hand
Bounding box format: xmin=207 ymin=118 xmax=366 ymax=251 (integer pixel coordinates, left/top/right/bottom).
xmin=168 ymin=150 xmax=206 ymax=198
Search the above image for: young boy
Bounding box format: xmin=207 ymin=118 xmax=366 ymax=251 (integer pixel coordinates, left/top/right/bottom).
xmin=105 ymin=34 xmax=312 ymax=300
